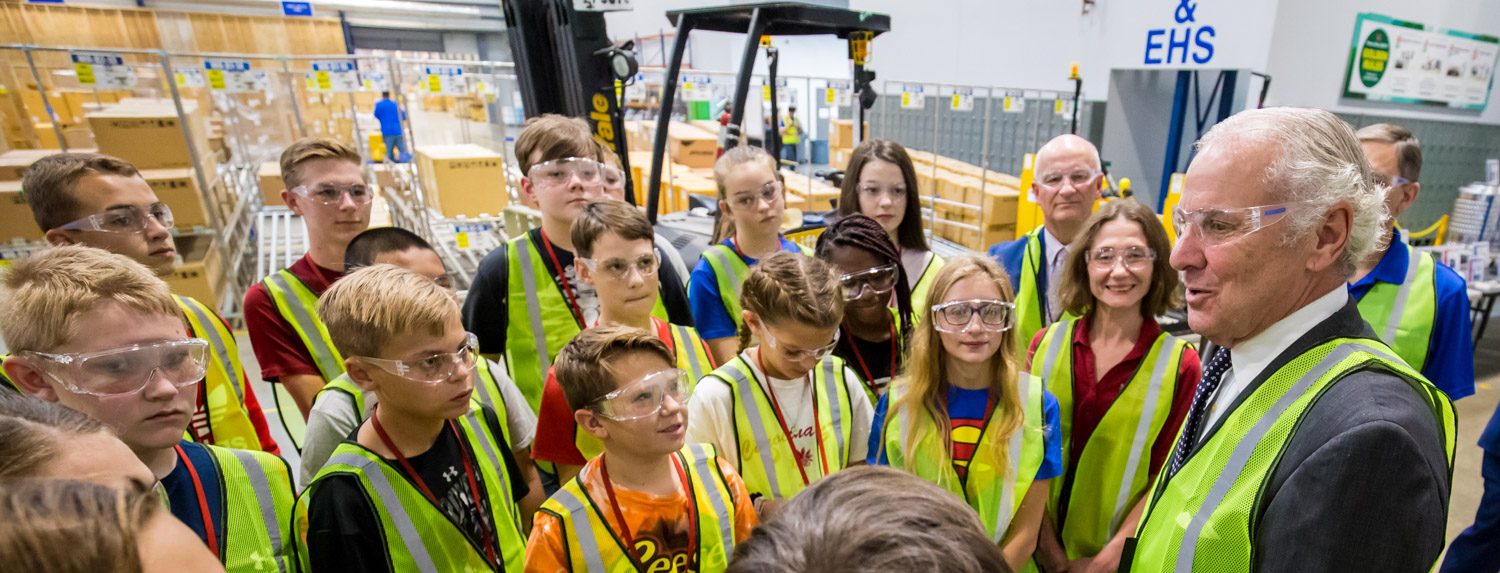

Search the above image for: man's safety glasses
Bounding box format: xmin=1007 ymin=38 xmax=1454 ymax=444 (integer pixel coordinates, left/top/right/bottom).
xmin=590 ymin=368 xmax=692 ymax=421
xmin=1171 ymin=200 xmax=1313 ymax=247
xmin=56 ymin=204 xmax=174 ymax=234
xmin=292 ymin=184 xmax=374 ymax=206
xmin=23 ymin=339 xmax=209 ymax=397
xmin=357 ymin=332 xmax=479 ymax=384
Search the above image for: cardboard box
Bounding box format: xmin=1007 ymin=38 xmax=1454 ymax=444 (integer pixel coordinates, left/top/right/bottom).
xmin=87 ymin=101 xmax=211 ymax=170
xmin=0 ymin=180 xmax=44 ymax=242
xmin=139 ymin=168 xmax=212 ymax=230
xmin=827 ymin=119 xmax=869 ymax=150
xmin=415 ymin=144 xmax=508 ymax=218
xmin=980 ymin=186 xmax=1020 ymax=226
xmin=0 ymin=150 xmax=55 ymax=181
xmin=667 ymin=122 xmax=717 ymax=168
xmin=163 ymin=233 xmax=223 ymax=307
xmin=35 ymin=123 xmax=60 ymax=149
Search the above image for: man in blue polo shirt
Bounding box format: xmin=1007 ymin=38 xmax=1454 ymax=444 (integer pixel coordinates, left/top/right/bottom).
xmin=1348 ymin=123 xmax=1472 ymax=401
xmin=373 ymin=91 xmax=408 ymax=163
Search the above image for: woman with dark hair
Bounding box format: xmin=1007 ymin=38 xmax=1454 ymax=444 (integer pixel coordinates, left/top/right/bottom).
xmin=1025 ymin=199 xmax=1202 ymax=572
xmin=837 ymin=139 xmax=945 ymax=309
xmin=815 ymin=214 xmax=914 ymax=401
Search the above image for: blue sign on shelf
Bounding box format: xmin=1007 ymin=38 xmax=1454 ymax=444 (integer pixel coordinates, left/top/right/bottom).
xmin=282 ymin=1 xmax=313 ymax=17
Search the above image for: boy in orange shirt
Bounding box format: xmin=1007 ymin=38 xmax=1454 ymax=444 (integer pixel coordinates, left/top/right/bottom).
xmin=525 ymin=326 xmax=756 ymax=572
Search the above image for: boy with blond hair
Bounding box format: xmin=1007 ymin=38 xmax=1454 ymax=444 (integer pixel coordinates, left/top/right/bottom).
xmin=463 ymin=115 xmax=693 ymax=413
xmin=0 ymin=245 xmax=295 ymax=572
xmin=297 ymin=264 xmax=529 ymax=572
xmin=20 ymin=151 xmax=277 ymax=454
xmin=532 ymin=199 xmax=715 ymax=481
xmin=244 ymin=138 xmax=371 ymax=448
xmin=525 ymin=326 xmax=756 ymax=572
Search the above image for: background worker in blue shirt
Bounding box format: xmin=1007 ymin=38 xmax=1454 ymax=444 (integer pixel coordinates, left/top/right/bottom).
xmin=373 ymin=91 xmax=408 ymax=163
xmin=1349 ymin=123 xmax=1473 ymax=401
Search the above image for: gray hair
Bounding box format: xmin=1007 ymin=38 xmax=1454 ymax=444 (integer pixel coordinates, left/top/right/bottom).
xmin=727 ymin=466 xmax=1010 ymax=573
xmin=1197 ymin=107 xmax=1388 ymax=277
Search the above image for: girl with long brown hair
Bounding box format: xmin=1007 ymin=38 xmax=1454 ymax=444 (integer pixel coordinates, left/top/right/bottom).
xmin=870 ymin=254 xmax=1062 ymax=570
xmin=837 ymin=139 xmax=946 ymax=308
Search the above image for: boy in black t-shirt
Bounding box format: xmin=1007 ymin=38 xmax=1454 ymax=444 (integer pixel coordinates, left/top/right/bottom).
xmin=295 ymin=264 xmax=528 ymax=572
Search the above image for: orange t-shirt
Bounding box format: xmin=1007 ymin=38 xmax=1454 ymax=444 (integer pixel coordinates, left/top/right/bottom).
xmin=525 ymin=453 xmax=758 ymax=573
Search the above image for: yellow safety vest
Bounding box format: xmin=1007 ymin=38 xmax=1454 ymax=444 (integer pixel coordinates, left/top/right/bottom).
xmin=1130 ymin=339 xmax=1456 ymax=571
xmin=781 ymin=116 xmax=801 ymax=144
xmin=262 ymin=269 xmax=345 ymax=451
xmin=881 ymin=375 xmax=1047 ymax=543
xmin=698 ymin=353 xmax=855 ymax=499
xmin=172 ymin=441 xmax=297 ymax=573
xmin=574 ymin=319 xmax=716 ymax=461
xmin=1014 ymin=227 xmax=1061 ymax=349
xmin=317 ymin=358 xmax=516 ymax=448
xmin=698 ymin=242 xmax=812 ymax=337
xmin=1034 ymin=319 xmax=1187 ymax=559
xmin=536 ymin=443 xmax=740 ymax=572
xmin=0 ymin=354 xmax=17 ymax=393
xmin=1356 ymin=242 xmax=1438 ymax=371
xmin=296 ymin=406 xmax=526 ymax=572
xmin=174 ymin=295 xmax=262 ymax=452
xmin=909 ymin=251 xmax=947 ymax=315
xmin=505 ymin=234 xmax=669 ymax=411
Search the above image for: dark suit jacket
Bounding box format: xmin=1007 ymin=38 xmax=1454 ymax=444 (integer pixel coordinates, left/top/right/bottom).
xmin=987 ymin=234 xmax=1036 ymax=295
xmin=1170 ymin=300 xmax=1451 ymax=572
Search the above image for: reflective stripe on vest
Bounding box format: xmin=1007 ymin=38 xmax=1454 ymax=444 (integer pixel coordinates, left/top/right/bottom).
xmin=1131 ymin=339 xmax=1456 ymax=571
xmin=0 ymin=354 xmax=17 ymax=393
xmin=219 ymin=447 xmax=295 ymax=572
xmin=1014 ymin=228 xmax=1051 ymax=350
xmin=175 ymin=295 xmax=261 ymax=451
xmin=538 ymin=444 xmax=738 ymax=571
xmin=576 ymin=323 xmax=715 ymax=461
xmin=910 ymin=252 xmax=946 ymax=316
xmin=307 ymin=408 xmax=525 ymax=572
xmin=506 ymin=235 xmax=670 ymax=411
xmin=885 ymin=373 xmax=1047 ymax=542
xmin=263 ymin=270 xmax=345 ymax=381
xmin=705 ymin=354 xmax=853 ymax=499
xmin=1356 ymin=243 xmax=1438 ymax=370
xmin=1035 ymin=320 xmax=1185 ymax=558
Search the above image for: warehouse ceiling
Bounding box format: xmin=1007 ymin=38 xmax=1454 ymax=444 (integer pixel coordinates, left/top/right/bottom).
xmin=143 ymin=0 xmax=507 ymax=33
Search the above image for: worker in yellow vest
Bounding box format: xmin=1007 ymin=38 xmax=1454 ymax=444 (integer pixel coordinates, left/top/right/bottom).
xmin=1131 ymin=108 xmax=1454 ymax=572
xmin=870 ymin=256 xmax=1063 ymax=572
xmin=1349 ymin=123 xmax=1473 ymax=400
xmin=24 ymin=152 xmax=278 ymax=455
xmin=527 ymin=326 xmax=758 ymax=571
xmin=779 ymin=105 xmax=803 ymax=164
xmin=244 ymin=138 xmax=371 ymax=453
xmin=1 ymin=246 xmax=296 ymax=572
xmin=987 ymin=135 xmax=1105 ymax=349
xmin=298 ymin=228 xmax=543 ymax=503
xmin=462 ymin=116 xmax=693 ymax=414
xmin=297 ymin=265 xmax=529 ymax=572
xmin=533 ymin=200 xmax=716 ymax=482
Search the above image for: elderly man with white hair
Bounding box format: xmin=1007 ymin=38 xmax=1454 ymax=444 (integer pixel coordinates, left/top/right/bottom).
xmin=1126 ymin=108 xmax=1455 ymax=572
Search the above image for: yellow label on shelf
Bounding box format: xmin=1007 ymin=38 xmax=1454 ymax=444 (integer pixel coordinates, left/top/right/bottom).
xmin=826 ymin=88 xmax=837 ymax=104
xmin=174 ymin=73 xmax=185 ymax=86
xmin=316 ymin=70 xmax=331 ymax=91
xmin=206 ymin=69 xmax=226 ymax=90
xmin=74 ymin=62 xmax=96 ymax=86
xmin=455 ymin=232 xmax=470 ymax=250
xmin=683 ymin=82 xmax=694 ymax=92
xmin=762 ymin=85 xmax=771 ymax=102
xmin=1054 ymin=99 xmax=1065 ymax=113
xmin=427 ymin=75 xmax=442 ymax=92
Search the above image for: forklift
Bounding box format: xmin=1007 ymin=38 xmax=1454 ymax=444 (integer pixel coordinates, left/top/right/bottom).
xmin=502 ymin=0 xmax=890 ymax=263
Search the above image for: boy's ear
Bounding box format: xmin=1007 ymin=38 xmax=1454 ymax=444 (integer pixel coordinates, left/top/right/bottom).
xmin=345 ymin=359 xmax=377 ymax=391
xmin=577 ymin=258 xmax=594 ymax=286
xmin=575 ymin=408 xmax=609 ymax=441
xmin=3 ymin=357 xmax=60 ymax=402
xmin=519 ymin=177 xmax=538 ymax=207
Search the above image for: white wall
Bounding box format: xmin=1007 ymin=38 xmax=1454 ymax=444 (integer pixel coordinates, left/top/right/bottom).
xmin=1265 ymin=0 xmax=1500 ymax=125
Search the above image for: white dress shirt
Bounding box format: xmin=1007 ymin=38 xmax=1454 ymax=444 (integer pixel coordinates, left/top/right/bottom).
xmin=1200 ymin=286 xmax=1350 ymax=433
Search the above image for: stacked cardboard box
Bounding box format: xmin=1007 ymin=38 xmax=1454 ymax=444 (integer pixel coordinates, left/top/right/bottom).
xmin=86 ymin=99 xmax=213 ymax=171
xmin=827 ymin=119 xmax=868 ymax=170
xmin=906 ymin=149 xmax=1020 ymax=250
xmin=780 ymin=169 xmax=841 ymax=212
xmin=0 ymin=180 xmax=44 ymax=242
xmin=414 ymin=144 xmax=508 ymax=218
xmin=164 ymin=233 xmax=223 ymax=307
xmin=667 ymin=122 xmax=717 ymax=169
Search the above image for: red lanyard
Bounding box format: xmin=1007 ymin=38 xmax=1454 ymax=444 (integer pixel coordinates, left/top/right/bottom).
xmin=538 ymin=229 xmax=586 ymax=328
xmin=371 ymin=412 xmax=498 ymax=567
xmin=174 ymin=444 xmax=220 ymax=559
xmin=753 ymin=352 xmax=830 ymax=485
xmin=842 ymin=322 xmax=896 ymax=395
xmin=597 ymin=454 xmax=699 ymax=570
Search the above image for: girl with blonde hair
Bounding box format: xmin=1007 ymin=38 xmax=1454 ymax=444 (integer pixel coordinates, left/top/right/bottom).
xmin=870 ymin=254 xmax=1062 ymax=570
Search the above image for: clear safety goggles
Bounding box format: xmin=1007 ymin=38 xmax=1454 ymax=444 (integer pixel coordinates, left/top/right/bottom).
xmin=1087 ymin=246 xmax=1156 ymax=270
xmin=357 ymin=332 xmax=479 ymax=384
xmin=839 ymin=264 xmax=899 ymax=301
xmin=1036 ymin=169 xmax=1101 ymax=192
xmin=763 ymin=328 xmax=840 ymax=362
xmin=292 ymin=183 xmax=375 ymax=206
xmin=23 ymin=339 xmax=209 ymax=397
xmin=728 ymin=181 xmax=783 ymax=209
xmin=56 ymin=203 xmax=174 ymax=234
xmin=579 ymin=253 xmax=659 ymax=281
xmin=1171 ymin=199 xmax=1312 ymax=247
xmin=591 ymin=368 xmax=692 ymax=421
xmin=527 ymin=157 xmax=622 ymax=190
xmin=931 ymin=299 xmax=1015 ymax=333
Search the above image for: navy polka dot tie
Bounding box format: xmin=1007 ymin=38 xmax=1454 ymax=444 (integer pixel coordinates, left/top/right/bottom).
xmin=1170 ymin=347 xmax=1233 ymax=475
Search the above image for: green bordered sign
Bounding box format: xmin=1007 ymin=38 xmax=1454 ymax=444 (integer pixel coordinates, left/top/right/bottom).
xmin=1343 ymin=12 xmax=1500 ymax=110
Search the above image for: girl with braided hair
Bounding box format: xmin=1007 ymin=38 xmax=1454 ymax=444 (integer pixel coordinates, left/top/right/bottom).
xmin=815 ymin=214 xmax=914 ymax=403
xmin=685 ymin=252 xmax=874 ymax=515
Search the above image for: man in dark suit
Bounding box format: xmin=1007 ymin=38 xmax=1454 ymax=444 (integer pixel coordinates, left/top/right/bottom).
xmin=987 ymin=134 xmax=1103 ymax=347
xmin=1126 ymin=107 xmax=1454 ymax=572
